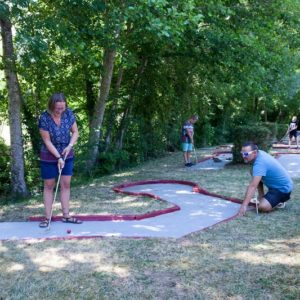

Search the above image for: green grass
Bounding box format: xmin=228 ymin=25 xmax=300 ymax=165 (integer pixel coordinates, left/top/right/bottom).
xmin=0 ymin=149 xmax=299 ymax=299
xmin=0 ymin=149 xmax=214 ymax=221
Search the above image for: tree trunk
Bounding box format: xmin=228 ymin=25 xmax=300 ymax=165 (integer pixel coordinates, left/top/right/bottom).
xmin=115 ymin=58 xmax=148 ymax=150
xmin=104 ymin=67 xmax=124 ymax=151
xmin=1 ymin=16 xmax=28 ymax=197
xmin=85 ymin=48 xmax=116 ymax=171
xmin=115 ymin=105 xmax=132 ymax=150
xmin=85 ymin=72 xmax=96 ymax=126
xmin=253 ymin=96 xmax=258 ymax=114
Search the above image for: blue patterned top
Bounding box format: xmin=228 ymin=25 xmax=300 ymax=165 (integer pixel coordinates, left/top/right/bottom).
xmin=38 ymin=108 xmax=75 ymax=162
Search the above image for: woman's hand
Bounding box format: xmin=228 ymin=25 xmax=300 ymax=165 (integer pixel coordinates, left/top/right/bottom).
xmin=62 ymin=144 xmax=73 ymax=158
xmin=58 ymin=157 xmax=65 ymax=170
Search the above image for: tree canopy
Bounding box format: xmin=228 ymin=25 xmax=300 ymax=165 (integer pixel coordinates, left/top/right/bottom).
xmin=1 ymin=0 xmax=300 ymax=196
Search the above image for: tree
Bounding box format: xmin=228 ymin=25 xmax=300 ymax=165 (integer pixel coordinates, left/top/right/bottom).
xmin=86 ymin=47 xmax=117 ymax=170
xmin=0 ymin=3 xmax=28 ymax=197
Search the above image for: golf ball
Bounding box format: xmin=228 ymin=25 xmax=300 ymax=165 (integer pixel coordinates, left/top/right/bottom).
xmin=67 ymin=229 xmax=71 ymax=234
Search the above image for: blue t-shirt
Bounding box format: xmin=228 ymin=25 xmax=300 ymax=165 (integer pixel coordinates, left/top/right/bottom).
xmin=253 ymin=150 xmax=293 ymax=193
xmin=38 ymin=108 xmax=75 ymax=162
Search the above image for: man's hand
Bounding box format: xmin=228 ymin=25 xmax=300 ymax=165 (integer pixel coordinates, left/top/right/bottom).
xmin=238 ymin=204 xmax=247 ymax=217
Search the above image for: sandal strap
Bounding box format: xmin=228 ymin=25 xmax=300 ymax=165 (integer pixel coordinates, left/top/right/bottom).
xmin=62 ymin=217 xmax=82 ymax=224
xmin=39 ymin=219 xmax=50 ymax=228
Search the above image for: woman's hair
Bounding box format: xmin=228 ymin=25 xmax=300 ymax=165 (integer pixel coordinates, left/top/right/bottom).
xmin=47 ymin=93 xmax=67 ymax=112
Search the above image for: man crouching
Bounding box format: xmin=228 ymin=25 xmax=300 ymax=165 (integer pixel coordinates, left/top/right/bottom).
xmin=238 ymin=141 xmax=293 ymax=216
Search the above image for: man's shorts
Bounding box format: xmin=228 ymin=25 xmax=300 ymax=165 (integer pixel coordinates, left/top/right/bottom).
xmin=264 ymin=188 xmax=291 ymax=207
xmin=182 ymin=143 xmax=193 ymax=152
xmin=289 ymin=130 xmax=297 ymax=138
xmin=41 ymin=158 xmax=74 ymax=180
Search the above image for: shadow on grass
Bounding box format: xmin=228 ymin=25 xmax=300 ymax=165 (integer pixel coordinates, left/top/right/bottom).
xmin=0 ymin=220 xmax=299 ymax=299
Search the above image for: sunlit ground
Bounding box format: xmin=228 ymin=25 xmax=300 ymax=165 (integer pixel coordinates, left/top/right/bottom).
xmin=0 ymin=149 xmax=299 ymax=299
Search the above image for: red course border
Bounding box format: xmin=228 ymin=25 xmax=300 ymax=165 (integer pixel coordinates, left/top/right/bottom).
xmin=273 ymin=151 xmax=300 ymax=157
xmin=194 ymin=150 xmax=233 ymax=164
xmin=29 ymin=179 xmax=245 ymax=222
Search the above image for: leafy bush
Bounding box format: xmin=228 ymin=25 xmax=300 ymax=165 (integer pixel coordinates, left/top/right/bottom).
xmin=114 ymin=150 xmax=130 ymax=169
xmin=0 ymin=138 xmax=10 ymax=195
xmin=24 ymin=148 xmax=41 ymax=194
xmin=231 ymin=123 xmax=271 ymax=163
xmin=198 ymin=123 xmax=215 ymax=147
xmin=263 ymin=122 xmax=278 ymax=143
xmin=97 ymin=150 xmax=130 ymax=175
xmin=276 ymin=123 xmax=288 ymax=141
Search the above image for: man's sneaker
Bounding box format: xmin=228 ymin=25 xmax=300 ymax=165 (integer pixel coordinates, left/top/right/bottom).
xmin=275 ymin=202 xmax=286 ymax=209
xmin=185 ymin=163 xmax=193 ymax=167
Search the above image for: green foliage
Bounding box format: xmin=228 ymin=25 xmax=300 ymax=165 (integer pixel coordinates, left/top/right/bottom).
xmin=263 ymin=122 xmax=278 ymax=143
xmin=2 ymin=0 xmax=300 ymax=194
xmin=97 ymin=150 xmax=130 ymax=175
xmin=23 ymin=147 xmax=41 ymax=194
xmin=0 ymin=138 xmax=10 ymax=195
xmin=276 ymin=124 xmax=289 ymax=141
xmin=231 ymin=123 xmax=271 ymax=163
xmin=198 ymin=123 xmax=215 ymax=147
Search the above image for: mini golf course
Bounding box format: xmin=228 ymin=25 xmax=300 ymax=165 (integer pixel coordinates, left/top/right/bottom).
xmin=2 ymin=148 xmax=297 ymax=241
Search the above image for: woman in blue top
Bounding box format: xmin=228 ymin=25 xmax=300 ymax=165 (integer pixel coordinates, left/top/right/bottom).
xmin=38 ymin=93 xmax=82 ymax=227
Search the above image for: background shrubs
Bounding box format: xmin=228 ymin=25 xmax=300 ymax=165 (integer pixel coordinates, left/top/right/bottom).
xmin=231 ymin=123 xmax=271 ymax=163
xmin=0 ymin=138 xmax=10 ymax=195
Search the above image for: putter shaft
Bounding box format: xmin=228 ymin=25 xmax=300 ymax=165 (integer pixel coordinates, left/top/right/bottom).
xmin=47 ymin=153 xmax=68 ymax=230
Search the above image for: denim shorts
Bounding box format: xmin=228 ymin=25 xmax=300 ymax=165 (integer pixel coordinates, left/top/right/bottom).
xmin=41 ymin=158 xmax=74 ymax=180
xmin=264 ymin=188 xmax=291 ymax=208
xmin=182 ymin=143 xmax=193 ymax=152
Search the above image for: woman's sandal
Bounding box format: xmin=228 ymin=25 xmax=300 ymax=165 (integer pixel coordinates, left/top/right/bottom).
xmin=61 ymin=217 xmax=83 ymax=224
xmin=39 ymin=219 xmax=50 ymax=228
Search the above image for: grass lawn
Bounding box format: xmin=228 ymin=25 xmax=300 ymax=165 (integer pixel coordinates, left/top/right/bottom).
xmin=0 ymin=149 xmax=299 ymax=299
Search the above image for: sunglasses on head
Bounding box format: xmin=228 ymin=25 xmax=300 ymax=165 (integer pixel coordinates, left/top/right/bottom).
xmin=240 ymin=150 xmax=256 ymax=157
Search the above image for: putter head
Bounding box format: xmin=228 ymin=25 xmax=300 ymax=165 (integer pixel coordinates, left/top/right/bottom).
xmin=213 ymin=157 xmax=222 ymax=162
xmin=46 ymin=218 xmax=52 ymax=231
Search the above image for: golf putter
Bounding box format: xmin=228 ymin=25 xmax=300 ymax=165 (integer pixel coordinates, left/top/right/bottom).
xmin=47 ymin=153 xmax=68 ymax=231
xmin=251 ymin=195 xmax=259 ymax=216
xmin=193 ymin=145 xmax=198 ymax=164
xmin=255 ymin=198 xmax=259 ymax=215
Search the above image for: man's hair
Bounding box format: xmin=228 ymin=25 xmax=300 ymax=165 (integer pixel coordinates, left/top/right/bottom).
xmin=242 ymin=141 xmax=258 ymax=150
xmin=191 ymin=114 xmax=199 ymax=121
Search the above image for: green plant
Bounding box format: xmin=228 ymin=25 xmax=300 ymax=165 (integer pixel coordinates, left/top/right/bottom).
xmin=263 ymin=122 xmax=278 ymax=143
xmin=276 ymin=123 xmax=288 ymax=140
xmin=97 ymin=150 xmax=131 ymax=175
xmin=0 ymin=137 xmax=10 ymax=195
xmin=231 ymin=123 xmax=271 ymax=163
